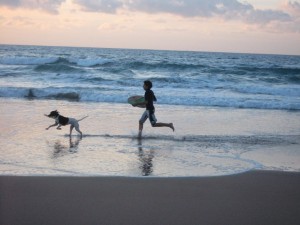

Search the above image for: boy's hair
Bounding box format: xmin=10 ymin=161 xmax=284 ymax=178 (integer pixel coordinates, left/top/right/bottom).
xmin=144 ymin=80 xmax=152 ymax=89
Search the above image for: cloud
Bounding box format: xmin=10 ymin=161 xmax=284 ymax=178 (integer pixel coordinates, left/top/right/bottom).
xmin=72 ymin=0 xmax=292 ymax=24
xmin=0 ymin=0 xmax=20 ymax=8
xmin=0 ymin=0 xmax=65 ymax=14
xmin=74 ymin=0 xmax=123 ymax=13
xmin=127 ymin=0 xmax=254 ymax=18
xmin=243 ymin=8 xmax=291 ymax=24
xmin=278 ymin=1 xmax=300 ymax=32
xmin=284 ymin=1 xmax=300 ymax=16
xmin=1 ymin=0 xmax=299 ymax=32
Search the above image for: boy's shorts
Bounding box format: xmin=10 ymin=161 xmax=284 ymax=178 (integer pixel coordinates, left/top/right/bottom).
xmin=139 ymin=110 xmax=157 ymax=126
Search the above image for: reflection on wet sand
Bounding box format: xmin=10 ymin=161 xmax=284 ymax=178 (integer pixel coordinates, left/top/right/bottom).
xmin=49 ymin=137 xmax=82 ymax=158
xmin=137 ymin=139 xmax=154 ymax=176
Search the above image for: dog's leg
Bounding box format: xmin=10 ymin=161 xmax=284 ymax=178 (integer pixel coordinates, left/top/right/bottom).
xmin=74 ymin=126 xmax=82 ymax=137
xmin=70 ymin=125 xmax=74 ymax=136
xmin=46 ymin=122 xmax=58 ymax=130
xmin=72 ymin=120 xmax=82 ymax=137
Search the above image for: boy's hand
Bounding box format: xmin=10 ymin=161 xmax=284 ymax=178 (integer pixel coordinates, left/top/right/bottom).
xmin=132 ymin=102 xmax=146 ymax=108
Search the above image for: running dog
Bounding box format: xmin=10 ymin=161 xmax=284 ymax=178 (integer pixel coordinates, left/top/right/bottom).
xmin=45 ymin=110 xmax=88 ymax=137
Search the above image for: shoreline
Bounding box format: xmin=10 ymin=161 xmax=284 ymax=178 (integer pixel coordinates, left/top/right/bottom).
xmin=1 ymin=171 xmax=300 ymax=225
xmin=1 ymin=98 xmax=300 ymax=176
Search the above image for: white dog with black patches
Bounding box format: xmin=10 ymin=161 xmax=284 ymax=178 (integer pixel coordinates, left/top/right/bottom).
xmin=45 ymin=110 xmax=88 ymax=137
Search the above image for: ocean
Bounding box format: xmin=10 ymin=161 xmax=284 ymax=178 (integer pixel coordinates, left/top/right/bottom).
xmin=1 ymin=44 xmax=300 ymax=110
xmin=0 ymin=44 xmax=299 ymax=176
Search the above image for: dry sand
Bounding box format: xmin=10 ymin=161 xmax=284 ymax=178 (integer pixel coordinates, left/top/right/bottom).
xmin=1 ymin=171 xmax=300 ymax=225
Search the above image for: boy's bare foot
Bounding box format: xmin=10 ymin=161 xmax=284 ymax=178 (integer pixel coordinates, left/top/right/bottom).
xmin=170 ymin=123 xmax=175 ymax=132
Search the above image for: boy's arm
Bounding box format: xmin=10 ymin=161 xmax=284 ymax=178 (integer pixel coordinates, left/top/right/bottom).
xmin=132 ymin=95 xmax=147 ymax=107
xmin=132 ymin=101 xmax=147 ymax=108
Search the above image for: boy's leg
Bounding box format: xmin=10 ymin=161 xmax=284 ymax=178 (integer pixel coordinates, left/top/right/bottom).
xmin=138 ymin=122 xmax=143 ymax=138
xmin=153 ymin=123 xmax=175 ymax=131
xmin=149 ymin=110 xmax=174 ymax=131
xmin=139 ymin=111 xmax=148 ymax=137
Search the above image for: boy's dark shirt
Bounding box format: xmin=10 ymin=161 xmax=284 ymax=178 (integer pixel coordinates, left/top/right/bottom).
xmin=144 ymin=89 xmax=156 ymax=111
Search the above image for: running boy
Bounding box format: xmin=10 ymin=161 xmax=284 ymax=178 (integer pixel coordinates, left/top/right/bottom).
xmin=134 ymin=80 xmax=174 ymax=138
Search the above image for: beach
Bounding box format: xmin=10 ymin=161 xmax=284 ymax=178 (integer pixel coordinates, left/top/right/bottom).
xmin=1 ymin=46 xmax=300 ymax=224
xmin=1 ymin=99 xmax=300 ymax=224
xmin=1 ymin=99 xmax=299 ymax=176
xmin=1 ymin=171 xmax=300 ymax=225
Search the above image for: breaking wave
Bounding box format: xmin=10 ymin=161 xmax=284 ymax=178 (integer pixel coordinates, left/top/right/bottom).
xmin=0 ymin=45 xmax=299 ymax=110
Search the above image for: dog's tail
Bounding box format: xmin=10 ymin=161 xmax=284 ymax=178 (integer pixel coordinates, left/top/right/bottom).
xmin=77 ymin=115 xmax=88 ymax=122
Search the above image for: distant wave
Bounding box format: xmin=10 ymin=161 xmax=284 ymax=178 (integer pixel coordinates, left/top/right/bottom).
xmin=0 ymin=87 xmax=80 ymax=101
xmin=234 ymin=66 xmax=300 ymax=83
xmin=0 ymin=56 xmax=58 ymax=65
xmin=1 ymin=45 xmax=299 ymax=111
xmin=1 ymin=55 xmax=299 ymax=84
xmin=0 ymin=56 xmax=111 ymax=67
xmin=35 ymin=64 xmax=84 ymax=73
xmin=127 ymin=61 xmax=207 ymax=71
xmin=1 ymin=86 xmax=299 ymax=110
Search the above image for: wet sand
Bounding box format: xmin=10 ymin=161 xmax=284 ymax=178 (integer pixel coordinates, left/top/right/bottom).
xmin=1 ymin=99 xmax=300 ymax=176
xmin=1 ymin=171 xmax=300 ymax=225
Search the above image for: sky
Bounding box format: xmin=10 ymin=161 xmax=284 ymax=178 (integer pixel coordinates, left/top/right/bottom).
xmin=0 ymin=0 xmax=300 ymax=55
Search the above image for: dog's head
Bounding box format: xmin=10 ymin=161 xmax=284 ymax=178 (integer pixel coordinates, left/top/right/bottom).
xmin=46 ymin=110 xmax=59 ymax=118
